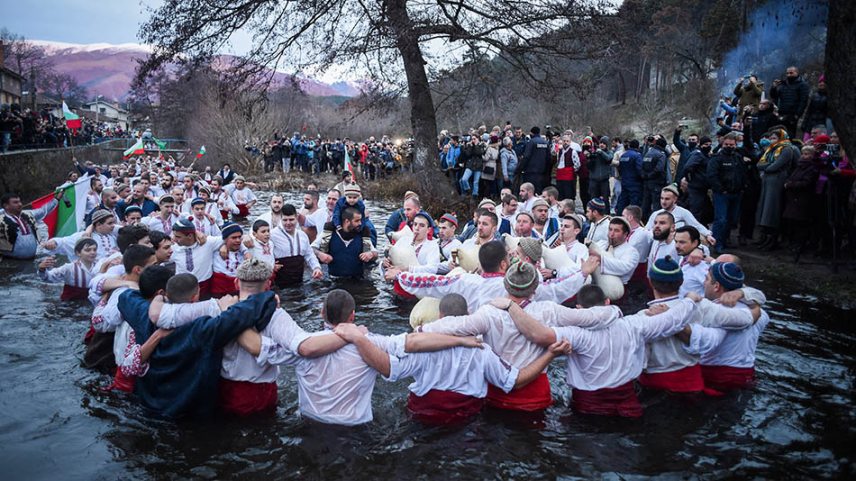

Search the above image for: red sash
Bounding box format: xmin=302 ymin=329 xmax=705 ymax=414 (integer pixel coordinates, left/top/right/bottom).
xmin=198 ymin=278 xmax=212 ymax=300
xmin=218 ymin=379 xmax=278 ymax=416
xmin=209 ymin=272 xmax=237 ymax=298
xmin=109 ymin=366 xmax=136 ymax=393
xmin=701 ymin=365 xmax=755 ymax=392
xmin=630 ymin=261 xmax=648 ymax=283
xmin=572 ymin=381 xmax=642 ymax=418
xmin=486 ymin=372 xmax=552 ymax=411
xmin=638 ymin=364 xmax=705 ymax=393
xmin=61 ymin=284 xmax=89 ymax=301
xmin=236 ymin=204 xmax=250 ymax=218
xmin=219 ymin=209 xmax=231 ymax=222
xmin=407 ymin=390 xmax=484 ymax=425
xmin=392 ymin=278 xmax=417 ymax=299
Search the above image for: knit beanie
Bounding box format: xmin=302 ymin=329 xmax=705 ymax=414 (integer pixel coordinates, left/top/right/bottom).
xmin=344 ymin=184 xmax=362 ymax=196
xmin=504 ymin=261 xmax=540 ymax=298
xmin=236 ymin=258 xmax=273 ymax=282
xmin=221 ymin=222 xmax=243 ymax=239
xmin=530 ymin=198 xmax=549 ymax=211
xmin=648 ymin=256 xmax=683 ymax=283
xmin=172 ymin=217 xmax=196 ymax=232
xmin=710 ymin=262 xmax=744 ymax=291
xmin=587 ymin=197 xmax=608 ymax=214
xmin=90 ymin=209 xmax=113 ymax=225
xmin=440 ymin=213 xmax=458 ymax=227
xmin=123 ymin=205 xmax=142 ymax=216
xmin=190 ymin=197 xmax=206 ymax=206
xmin=517 ymin=237 xmax=543 ymax=264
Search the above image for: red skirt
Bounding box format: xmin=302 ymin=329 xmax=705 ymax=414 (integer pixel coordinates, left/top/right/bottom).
xmin=701 ymin=365 xmax=755 ymax=392
xmin=61 ymin=285 xmax=89 ymax=301
xmin=235 ymin=204 xmax=250 ymax=218
xmin=218 ymin=379 xmax=278 ymax=416
xmin=407 ymin=389 xmax=484 ymax=425
xmin=638 ymin=364 xmax=705 ymax=393
xmin=198 ymin=277 xmax=212 ymax=300
xmin=210 ymin=272 xmax=238 ymax=298
xmin=572 ymin=381 xmax=642 ymax=418
xmin=486 ymin=372 xmax=552 ymax=411
xmin=109 ymin=366 xmax=136 ymax=393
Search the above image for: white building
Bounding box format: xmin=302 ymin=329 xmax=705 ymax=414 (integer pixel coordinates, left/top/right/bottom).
xmin=82 ymin=99 xmax=129 ymax=128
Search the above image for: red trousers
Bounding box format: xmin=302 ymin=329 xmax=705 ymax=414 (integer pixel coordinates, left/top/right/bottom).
xmin=486 ymin=372 xmax=552 ymax=411
xmin=572 ymin=381 xmax=642 ymax=418
xmin=61 ymin=285 xmax=89 ymax=301
xmin=407 ymin=389 xmax=484 ymax=425
xmin=702 ymin=365 xmax=755 ymax=392
xmin=638 ymin=364 xmax=705 ymax=393
xmin=218 ymin=379 xmax=278 ymax=416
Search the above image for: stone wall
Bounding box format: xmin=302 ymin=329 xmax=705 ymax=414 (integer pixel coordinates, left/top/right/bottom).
xmin=0 ymin=140 xmax=126 ymax=203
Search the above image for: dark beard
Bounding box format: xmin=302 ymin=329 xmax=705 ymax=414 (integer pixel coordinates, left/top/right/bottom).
xmin=654 ymin=230 xmax=669 ymax=241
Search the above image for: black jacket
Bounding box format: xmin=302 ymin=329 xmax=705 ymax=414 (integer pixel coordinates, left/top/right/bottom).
xmin=519 ymin=135 xmax=550 ymax=175
xmin=706 ymin=149 xmax=747 ymax=194
xmin=769 ymin=76 xmax=809 ymax=116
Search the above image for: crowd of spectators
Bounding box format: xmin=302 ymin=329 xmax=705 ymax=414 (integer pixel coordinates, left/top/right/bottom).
xmin=434 ymin=66 xmax=852 ymax=261
xmin=0 ymin=104 xmax=130 ymax=153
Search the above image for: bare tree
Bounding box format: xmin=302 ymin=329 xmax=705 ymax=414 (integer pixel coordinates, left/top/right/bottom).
xmin=826 ymin=0 xmax=854 ymax=160
xmin=136 ymin=0 xmax=612 ymax=191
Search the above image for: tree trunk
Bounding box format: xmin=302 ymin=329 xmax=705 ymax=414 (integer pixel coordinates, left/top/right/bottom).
xmin=825 ymin=0 xmax=855 ymax=158
xmin=385 ymin=0 xmax=439 ymax=175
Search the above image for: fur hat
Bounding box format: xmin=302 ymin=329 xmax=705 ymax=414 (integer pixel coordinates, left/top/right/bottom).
xmin=90 ymin=209 xmax=113 ymax=225
xmin=648 ymin=256 xmax=683 ymax=283
xmin=478 ymin=198 xmax=497 ymax=209
xmin=236 ymin=258 xmax=273 ymax=282
xmin=504 ymin=260 xmax=539 ymax=298
xmin=221 ymin=222 xmax=243 ymax=239
xmin=158 ymin=194 xmax=176 ymax=205
xmin=662 ymin=184 xmax=680 ymax=197
xmin=710 ymin=262 xmax=744 ymax=290
xmin=516 ymin=211 xmax=535 ymax=223
xmin=610 ymin=216 xmax=631 ymax=233
xmin=587 ymin=197 xmax=608 ymax=214
xmin=517 ymin=237 xmax=543 ymax=264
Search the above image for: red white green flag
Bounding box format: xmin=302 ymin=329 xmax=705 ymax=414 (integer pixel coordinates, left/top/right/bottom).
xmin=123 ymin=138 xmax=145 ymax=159
xmin=344 ymin=149 xmax=353 ymax=175
xmin=196 ymin=145 xmax=206 ymax=159
xmin=30 ymin=176 xmax=91 ymax=238
xmin=62 ymin=101 xmax=81 ymax=130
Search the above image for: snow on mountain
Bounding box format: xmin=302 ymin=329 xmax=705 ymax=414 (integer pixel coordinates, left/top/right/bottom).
xmin=31 ymin=40 xmax=359 ymax=100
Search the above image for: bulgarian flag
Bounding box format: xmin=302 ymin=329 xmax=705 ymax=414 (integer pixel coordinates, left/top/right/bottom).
xmin=62 ymin=101 xmax=81 ymax=130
xmin=123 ymin=138 xmax=145 ymax=159
xmin=344 ymin=148 xmax=353 ymax=175
xmin=30 ymin=176 xmax=91 ymax=238
xmin=196 ymin=145 xmax=206 ymax=159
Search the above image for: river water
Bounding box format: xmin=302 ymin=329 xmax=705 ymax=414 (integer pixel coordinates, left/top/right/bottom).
xmin=0 ymin=190 xmax=853 ymax=480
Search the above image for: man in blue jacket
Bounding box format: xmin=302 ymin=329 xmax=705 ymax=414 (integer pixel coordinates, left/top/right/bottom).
xmin=616 ymin=139 xmax=643 ymax=213
xmin=518 ymin=126 xmax=550 ymax=193
xmin=118 ymin=266 xmax=278 ymax=419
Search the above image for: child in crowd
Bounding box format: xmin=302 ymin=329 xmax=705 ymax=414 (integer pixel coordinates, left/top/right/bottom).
xmin=37 ymin=238 xmax=98 ymax=301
